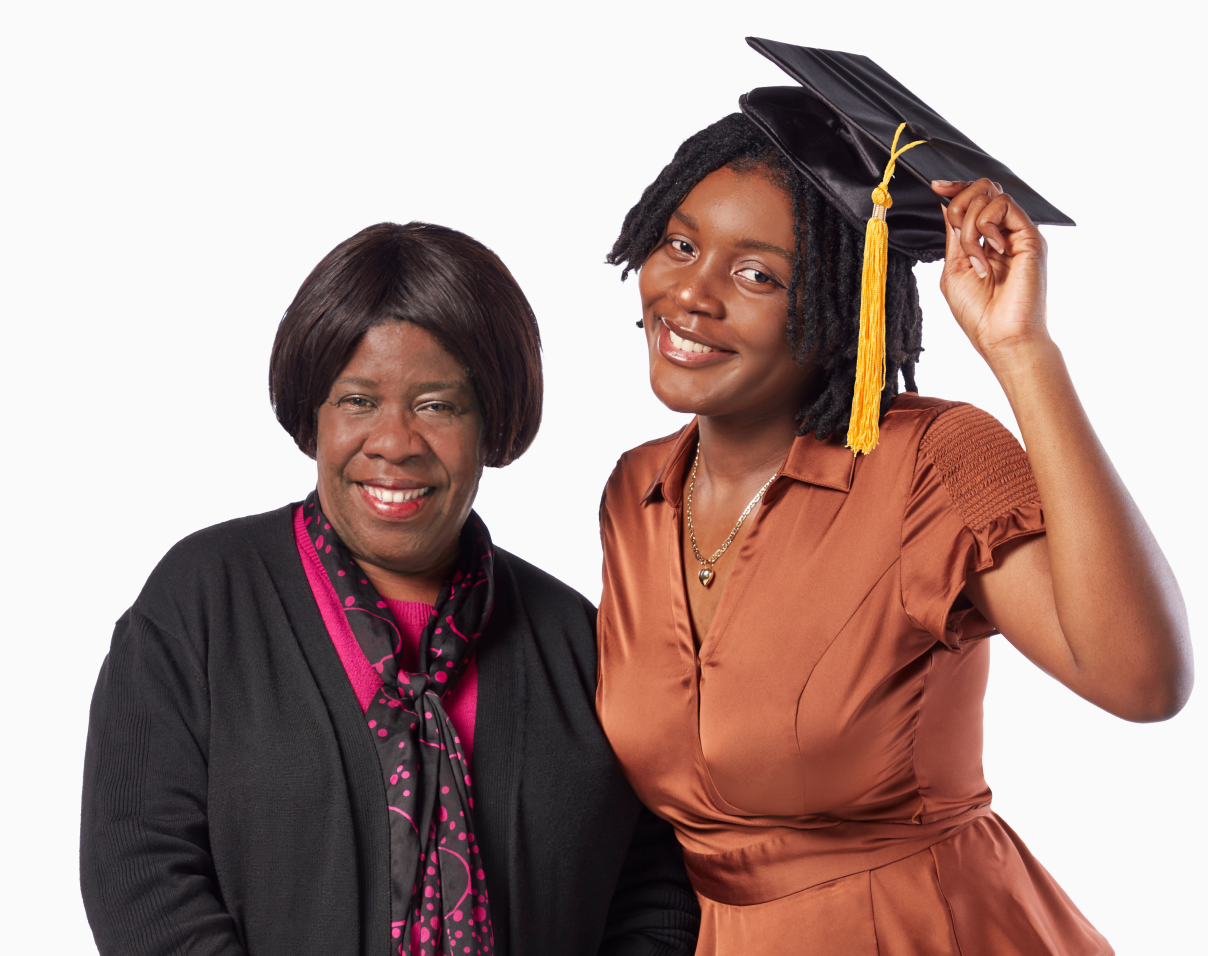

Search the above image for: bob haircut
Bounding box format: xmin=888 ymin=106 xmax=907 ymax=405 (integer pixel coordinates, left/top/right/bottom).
xmin=270 ymin=221 xmax=542 ymax=468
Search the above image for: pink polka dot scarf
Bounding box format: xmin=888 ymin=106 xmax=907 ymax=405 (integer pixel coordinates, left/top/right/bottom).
xmin=303 ymin=492 xmax=495 ymax=956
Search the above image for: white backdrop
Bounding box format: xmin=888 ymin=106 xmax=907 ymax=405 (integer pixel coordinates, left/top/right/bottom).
xmin=2 ymin=2 xmax=1203 ymax=952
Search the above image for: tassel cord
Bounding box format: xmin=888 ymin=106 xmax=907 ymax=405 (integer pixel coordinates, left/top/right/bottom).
xmin=847 ymin=124 xmax=926 ymax=455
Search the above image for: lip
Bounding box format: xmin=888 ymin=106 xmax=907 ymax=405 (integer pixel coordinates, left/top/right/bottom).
xmin=356 ymin=480 xmax=435 ymax=521
xmin=656 ymin=318 xmax=734 ymax=368
xmin=660 ymin=317 xmax=728 ymax=351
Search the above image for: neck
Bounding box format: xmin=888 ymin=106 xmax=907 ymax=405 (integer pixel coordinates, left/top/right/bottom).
xmin=357 ymin=552 xmax=454 ymax=605
xmin=695 ymin=407 xmax=799 ymax=487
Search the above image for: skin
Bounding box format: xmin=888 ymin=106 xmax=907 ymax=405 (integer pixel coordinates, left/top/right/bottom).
xmin=642 ymin=165 xmax=1193 ymax=722
xmin=639 ymin=167 xmax=809 ymax=647
xmin=314 ymin=321 xmax=484 ymax=603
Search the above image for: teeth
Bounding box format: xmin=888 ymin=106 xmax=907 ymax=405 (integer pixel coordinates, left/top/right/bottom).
xmin=666 ymin=325 xmax=714 ymax=354
xmin=365 ymin=485 xmax=432 ymax=503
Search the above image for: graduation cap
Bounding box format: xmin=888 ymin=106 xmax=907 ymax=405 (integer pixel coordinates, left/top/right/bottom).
xmin=739 ymin=38 xmax=1073 ymax=453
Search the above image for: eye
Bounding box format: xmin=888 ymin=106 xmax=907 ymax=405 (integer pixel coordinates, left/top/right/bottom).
xmin=666 ymin=237 xmax=695 ymax=257
xmin=417 ymin=401 xmax=456 ymax=415
xmin=336 ymin=395 xmax=375 ymax=409
xmin=735 ymin=267 xmax=778 ymax=285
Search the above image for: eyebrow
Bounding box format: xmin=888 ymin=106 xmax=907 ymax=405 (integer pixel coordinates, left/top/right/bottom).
xmin=672 ymin=209 xmax=793 ymax=263
xmin=412 ymin=381 xmax=466 ymax=392
xmin=671 ymin=209 xmax=699 ymax=230
xmin=738 ymin=238 xmax=794 ymax=262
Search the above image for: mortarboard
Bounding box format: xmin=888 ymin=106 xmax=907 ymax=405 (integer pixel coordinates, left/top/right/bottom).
xmin=738 ymin=38 xmax=1073 ymax=453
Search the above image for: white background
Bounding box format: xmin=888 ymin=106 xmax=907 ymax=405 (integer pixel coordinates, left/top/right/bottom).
xmin=2 ymin=1 xmax=1204 ymax=952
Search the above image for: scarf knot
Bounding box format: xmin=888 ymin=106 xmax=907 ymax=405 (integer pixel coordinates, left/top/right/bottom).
xmin=303 ymin=491 xmax=495 ymax=956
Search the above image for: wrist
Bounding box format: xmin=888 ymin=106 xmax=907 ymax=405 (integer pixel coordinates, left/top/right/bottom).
xmin=981 ymin=334 xmax=1064 ymax=398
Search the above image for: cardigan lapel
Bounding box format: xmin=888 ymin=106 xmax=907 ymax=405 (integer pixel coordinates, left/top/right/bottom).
xmin=256 ymin=504 xmax=531 ymax=956
xmin=258 ymin=504 xmax=393 ymax=956
xmin=471 ymin=549 xmax=530 ymax=956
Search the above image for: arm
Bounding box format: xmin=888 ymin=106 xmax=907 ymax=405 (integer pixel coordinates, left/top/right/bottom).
xmin=933 ymin=180 xmax=1192 ymax=722
xmin=81 ymin=609 xmax=248 ymax=956
xmin=597 ymin=806 xmax=700 ymax=956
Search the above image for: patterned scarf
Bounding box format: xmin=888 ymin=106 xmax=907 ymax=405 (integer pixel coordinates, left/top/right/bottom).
xmin=302 ymin=490 xmax=495 ymax=956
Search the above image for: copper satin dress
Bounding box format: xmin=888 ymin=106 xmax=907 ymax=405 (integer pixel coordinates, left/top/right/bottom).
xmin=596 ymin=396 xmax=1111 ymax=955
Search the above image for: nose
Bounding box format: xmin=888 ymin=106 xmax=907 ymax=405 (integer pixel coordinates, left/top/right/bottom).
xmin=671 ymin=257 xmax=725 ymax=319
xmin=362 ymin=406 xmax=428 ymax=463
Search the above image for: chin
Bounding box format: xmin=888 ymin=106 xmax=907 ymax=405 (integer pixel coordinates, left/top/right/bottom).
xmin=648 ymin=369 xmax=721 ymax=418
xmin=652 ymin=390 xmax=707 ymax=417
xmin=363 ymin=532 xmax=448 ymax=573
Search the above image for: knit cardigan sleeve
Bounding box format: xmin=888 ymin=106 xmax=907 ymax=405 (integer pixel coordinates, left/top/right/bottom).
xmin=80 ymin=606 xmax=248 ymax=956
xmin=597 ymin=807 xmax=701 ymax=955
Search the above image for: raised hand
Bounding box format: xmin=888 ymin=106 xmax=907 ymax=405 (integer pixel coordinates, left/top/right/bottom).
xmin=928 ymin=182 xmax=1193 ymax=724
xmin=931 ymin=179 xmax=1048 ymax=365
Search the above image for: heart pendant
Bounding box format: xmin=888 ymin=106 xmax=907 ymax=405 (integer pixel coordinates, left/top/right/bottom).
xmin=698 ymin=568 xmax=715 ymax=588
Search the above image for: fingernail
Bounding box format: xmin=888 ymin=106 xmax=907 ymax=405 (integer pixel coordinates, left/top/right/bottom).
xmin=989 ymin=238 xmax=1005 ymax=254
xmin=932 ymin=180 xmax=958 ymax=185
xmin=953 ymin=227 xmax=962 ymax=240
xmin=969 ymin=256 xmax=987 ymax=278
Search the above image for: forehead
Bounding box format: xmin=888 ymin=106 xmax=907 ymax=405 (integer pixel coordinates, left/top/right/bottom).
xmin=339 ymin=321 xmax=469 ymax=386
xmin=675 ymin=166 xmax=795 ymax=244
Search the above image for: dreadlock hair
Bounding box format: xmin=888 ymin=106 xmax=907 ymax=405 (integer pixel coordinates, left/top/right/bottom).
xmin=606 ymin=112 xmax=925 ymax=442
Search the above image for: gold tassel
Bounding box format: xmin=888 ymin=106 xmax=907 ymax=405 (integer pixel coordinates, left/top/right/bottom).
xmin=846 ymin=123 xmax=926 ymax=455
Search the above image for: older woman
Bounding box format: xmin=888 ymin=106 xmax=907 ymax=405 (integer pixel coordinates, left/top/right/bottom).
xmin=80 ymin=222 xmax=699 ymax=956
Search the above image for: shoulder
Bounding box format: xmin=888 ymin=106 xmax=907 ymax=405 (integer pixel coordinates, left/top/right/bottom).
xmin=133 ymin=504 xmax=298 ymax=634
xmin=877 ymin=394 xmax=1020 ymax=460
xmin=493 ymin=547 xmax=595 ymax=629
xmin=891 ymin=395 xmax=1031 ymax=486
xmin=879 ymin=393 xmax=968 ymax=441
xmin=144 ymin=504 xmax=296 ymax=584
xmin=156 ymin=505 xmax=295 ymax=563
xmin=887 ymin=396 xmax=1039 ymax=531
xmin=603 ymin=425 xmax=688 ymax=504
xmin=491 ymin=547 xmax=598 ymax=686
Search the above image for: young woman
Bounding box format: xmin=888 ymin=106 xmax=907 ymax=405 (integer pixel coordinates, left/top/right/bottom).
xmin=594 ymin=73 xmax=1192 ymax=955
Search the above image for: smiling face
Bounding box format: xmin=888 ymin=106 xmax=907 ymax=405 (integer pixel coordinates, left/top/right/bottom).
xmin=639 ymin=165 xmax=816 ymax=426
xmin=315 ymin=321 xmax=483 ymax=596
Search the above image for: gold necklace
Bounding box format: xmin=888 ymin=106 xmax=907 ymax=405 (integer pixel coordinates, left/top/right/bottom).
xmin=686 ymin=444 xmax=778 ymax=588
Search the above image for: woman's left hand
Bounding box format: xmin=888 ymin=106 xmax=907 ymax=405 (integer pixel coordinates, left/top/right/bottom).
xmin=932 ymin=182 xmax=1194 ymax=723
xmin=931 ymin=179 xmax=1048 ymax=364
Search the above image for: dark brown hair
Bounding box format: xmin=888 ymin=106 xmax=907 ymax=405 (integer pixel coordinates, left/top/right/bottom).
xmin=270 ymin=221 xmax=542 ymax=467
xmin=607 ymin=113 xmax=924 ymax=442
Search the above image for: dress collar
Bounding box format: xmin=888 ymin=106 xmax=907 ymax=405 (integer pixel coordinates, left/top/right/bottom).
xmin=640 ymin=418 xmax=856 ymax=508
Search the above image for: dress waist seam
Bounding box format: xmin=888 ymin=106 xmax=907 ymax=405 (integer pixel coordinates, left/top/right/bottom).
xmin=681 ymin=804 xmax=993 ymax=906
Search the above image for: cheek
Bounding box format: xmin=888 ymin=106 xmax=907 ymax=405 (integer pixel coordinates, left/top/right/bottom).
xmin=440 ymin=421 xmax=486 ymax=484
xmin=638 ymin=272 xmax=669 ymax=346
xmin=314 ymin=412 xmax=359 ymax=477
xmin=637 ymin=258 xmax=670 ymax=306
xmin=747 ymin=308 xmax=795 ymax=364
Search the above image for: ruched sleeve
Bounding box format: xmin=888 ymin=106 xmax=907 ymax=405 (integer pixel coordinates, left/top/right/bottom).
xmin=901 ymin=404 xmax=1045 ymax=649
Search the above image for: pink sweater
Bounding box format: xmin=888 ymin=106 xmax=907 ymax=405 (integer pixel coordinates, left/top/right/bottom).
xmin=293 ymin=506 xmax=477 ymax=762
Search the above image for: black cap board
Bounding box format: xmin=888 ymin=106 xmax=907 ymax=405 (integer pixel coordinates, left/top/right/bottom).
xmin=739 ymin=37 xmax=1074 ymax=261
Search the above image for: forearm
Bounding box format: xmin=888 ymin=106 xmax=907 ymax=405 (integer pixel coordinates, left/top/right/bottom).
xmin=82 ymin=613 xmax=249 ymax=956
xmin=598 ymin=808 xmax=700 ymax=955
xmin=986 ymin=336 xmax=1192 ymax=717
xmin=81 ymin=811 xmax=248 ymax=956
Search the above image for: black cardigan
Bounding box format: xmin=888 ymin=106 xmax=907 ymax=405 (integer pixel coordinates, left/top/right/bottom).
xmin=80 ymin=505 xmax=699 ymax=956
